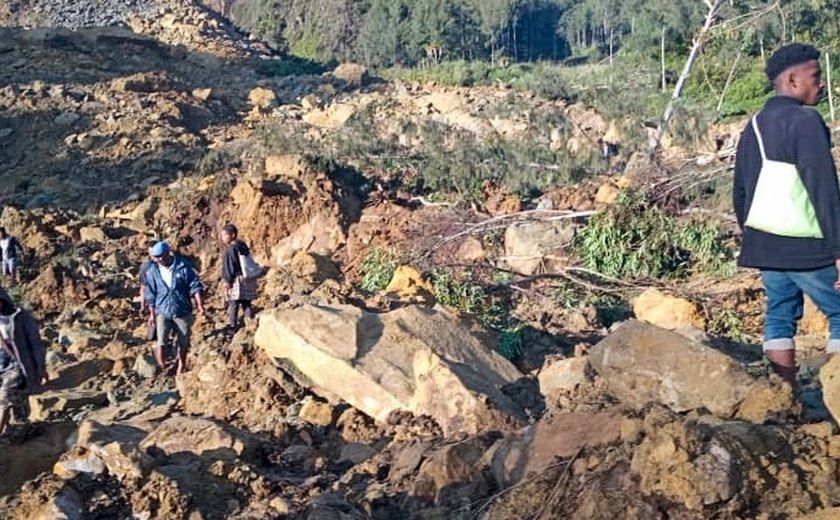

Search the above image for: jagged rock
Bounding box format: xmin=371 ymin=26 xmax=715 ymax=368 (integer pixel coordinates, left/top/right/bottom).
xmin=248 ymin=86 xmax=277 ymax=110
xmin=490 ymin=412 xmax=622 ymax=487
xmin=54 ymin=421 xmax=153 ymax=482
xmin=54 ymin=111 xmax=80 ymax=127
xmin=633 ymin=289 xmax=706 ymax=330
xmin=58 ymin=326 xmax=106 ymax=354
xmin=132 ymin=354 xmax=158 ymax=379
xmin=537 ymin=357 xmax=591 ymax=397
xmin=820 ymin=356 xmax=840 ymax=424
xmin=299 ymin=397 xmax=335 ymax=427
xmin=384 ymin=266 xmax=435 ymax=305
xmin=272 ymin=214 xmax=346 ymax=265
xmin=290 ymin=251 xmax=341 ymax=287
xmin=300 ymin=93 xmax=320 ymax=111
xmin=19 ymin=487 xmax=85 ymax=520
xmin=302 ymin=102 xmax=358 ymax=129
xmin=255 ymin=304 xmax=525 ymax=436
xmin=629 ymin=411 xmax=763 ymax=511
xmin=339 ymin=443 xmax=376 ymax=465
xmin=503 ymin=220 xmax=575 ymax=275
xmin=412 ymin=437 xmax=494 ymax=504
xmin=307 ymin=492 xmax=366 ymax=520
xmin=736 ymin=376 xmax=794 ymax=423
xmin=282 ymin=445 xmax=314 ymax=465
xmin=456 ymin=236 xmax=487 ymax=262
xmin=331 ymin=63 xmax=370 ymax=87
xmin=270 ymin=497 xmax=292 ymax=514
xmin=589 ymin=320 xmax=774 ymax=418
xmin=140 ymin=416 xmax=256 ymax=461
xmin=54 ymin=446 xmax=107 ymax=478
xmin=389 ymin=442 xmax=431 ymax=482
xmin=29 ymin=389 xmax=109 ymax=422
xmin=192 ymin=87 xmax=212 ymax=101
xmin=594 ymin=182 xmax=621 ymax=205
xmin=48 ymin=359 xmax=113 ymax=390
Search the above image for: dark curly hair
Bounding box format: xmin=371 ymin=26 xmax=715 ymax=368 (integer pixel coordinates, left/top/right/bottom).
xmin=222 ymin=223 xmax=238 ymax=236
xmin=766 ymin=43 xmax=821 ymax=82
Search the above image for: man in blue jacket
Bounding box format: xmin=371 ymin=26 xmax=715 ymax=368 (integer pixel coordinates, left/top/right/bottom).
xmin=734 ymin=43 xmax=840 ymax=386
xmin=144 ymin=241 xmax=205 ymax=376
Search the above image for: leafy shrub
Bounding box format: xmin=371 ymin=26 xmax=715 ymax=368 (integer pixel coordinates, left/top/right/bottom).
xmin=707 ymin=308 xmax=749 ymax=343
xmin=431 ymin=270 xmax=523 ymax=359
xmin=432 ymin=270 xmax=504 ymax=329
xmin=719 ymin=68 xmax=772 ymax=117
xmin=572 ymin=190 xmax=734 ymax=280
xmin=359 ymin=247 xmax=398 ymax=292
xmin=498 ymin=329 xmax=524 ymax=359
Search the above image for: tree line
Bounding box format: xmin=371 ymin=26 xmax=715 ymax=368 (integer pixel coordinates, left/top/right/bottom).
xmin=232 ymin=0 xmax=840 ymax=69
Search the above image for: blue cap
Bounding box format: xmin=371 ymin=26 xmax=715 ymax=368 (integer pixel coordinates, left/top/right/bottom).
xmin=150 ymin=241 xmax=170 ymax=257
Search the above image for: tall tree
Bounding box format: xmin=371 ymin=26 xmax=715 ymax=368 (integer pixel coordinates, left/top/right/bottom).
xmin=356 ymin=0 xmax=410 ymax=67
xmin=468 ymin=0 xmax=516 ymax=63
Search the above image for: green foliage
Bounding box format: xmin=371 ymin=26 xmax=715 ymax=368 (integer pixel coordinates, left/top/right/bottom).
xmin=432 ymin=270 xmax=504 ymax=329
xmin=498 ymin=328 xmax=524 ymax=359
xmin=707 ymin=308 xmax=749 ymax=343
xmin=572 ymin=191 xmax=734 ymax=280
xmin=431 ymin=269 xmax=524 ymax=359
xmin=718 ymin=68 xmax=773 ymax=117
xmin=359 ymin=247 xmax=399 ymax=292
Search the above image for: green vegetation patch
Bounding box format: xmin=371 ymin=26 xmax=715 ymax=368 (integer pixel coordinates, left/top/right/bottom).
xmin=572 ymin=190 xmax=734 ymax=280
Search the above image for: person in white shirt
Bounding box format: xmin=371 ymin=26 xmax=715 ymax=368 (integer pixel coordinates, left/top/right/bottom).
xmin=0 ymin=227 xmax=23 ymax=283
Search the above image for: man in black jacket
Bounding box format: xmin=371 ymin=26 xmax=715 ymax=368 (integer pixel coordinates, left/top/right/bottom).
xmin=734 ymin=43 xmax=840 ymax=386
xmin=220 ymin=224 xmax=257 ymax=331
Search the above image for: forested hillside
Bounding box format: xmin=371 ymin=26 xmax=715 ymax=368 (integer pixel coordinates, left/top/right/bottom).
xmin=233 ymin=0 xmax=838 ymax=67
xmin=226 ymin=0 xmax=840 ymax=140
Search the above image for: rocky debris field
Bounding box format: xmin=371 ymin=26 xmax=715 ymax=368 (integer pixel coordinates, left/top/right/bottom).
xmin=0 ymin=150 xmax=837 ymax=520
xmin=2 ymin=1 xmax=840 ymax=519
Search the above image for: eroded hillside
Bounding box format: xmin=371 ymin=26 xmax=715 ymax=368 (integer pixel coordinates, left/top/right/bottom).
xmin=2 ymin=2 xmax=840 ymax=520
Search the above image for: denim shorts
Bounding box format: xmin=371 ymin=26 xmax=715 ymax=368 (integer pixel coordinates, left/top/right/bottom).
xmin=761 ymin=265 xmax=840 ymax=353
xmin=155 ymin=314 xmax=194 ymax=352
xmin=2 ymin=258 xmax=16 ymax=276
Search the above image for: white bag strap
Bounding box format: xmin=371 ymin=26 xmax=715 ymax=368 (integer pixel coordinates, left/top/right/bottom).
xmin=237 ymin=253 xmax=246 ymax=278
xmin=751 ymin=115 xmax=767 ymax=162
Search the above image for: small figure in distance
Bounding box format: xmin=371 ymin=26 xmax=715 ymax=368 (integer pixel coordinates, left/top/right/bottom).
xmin=0 ymin=227 xmax=23 ymax=284
xmin=220 ymin=224 xmax=258 ymax=333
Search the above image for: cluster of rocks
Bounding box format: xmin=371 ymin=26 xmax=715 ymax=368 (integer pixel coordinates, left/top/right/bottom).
xmin=3 ymin=0 xmax=163 ymax=29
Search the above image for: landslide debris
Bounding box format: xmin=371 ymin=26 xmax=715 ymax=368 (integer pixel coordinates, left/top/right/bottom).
xmin=1 ymin=1 xmax=839 ymax=520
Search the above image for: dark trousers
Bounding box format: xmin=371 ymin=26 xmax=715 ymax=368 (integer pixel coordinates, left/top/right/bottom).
xmin=228 ymin=299 xmax=254 ymax=328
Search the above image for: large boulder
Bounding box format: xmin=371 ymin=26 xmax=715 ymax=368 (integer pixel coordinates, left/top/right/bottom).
xmin=490 ymin=412 xmax=623 ymax=488
xmin=331 ymin=63 xmax=370 ymax=87
xmin=537 ymin=357 xmax=592 ymax=397
xmin=632 ymin=289 xmax=706 ymax=330
xmin=503 ymin=220 xmax=575 ymax=275
xmin=589 ymin=320 xmax=788 ymax=418
xmin=54 ymin=420 xmax=152 ymax=482
xmin=254 ymin=304 xmax=525 ymax=436
xmin=29 ymin=389 xmax=109 ymax=422
xmin=820 ymin=356 xmax=840 ymax=423
xmin=140 ymin=416 xmax=257 ymax=461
